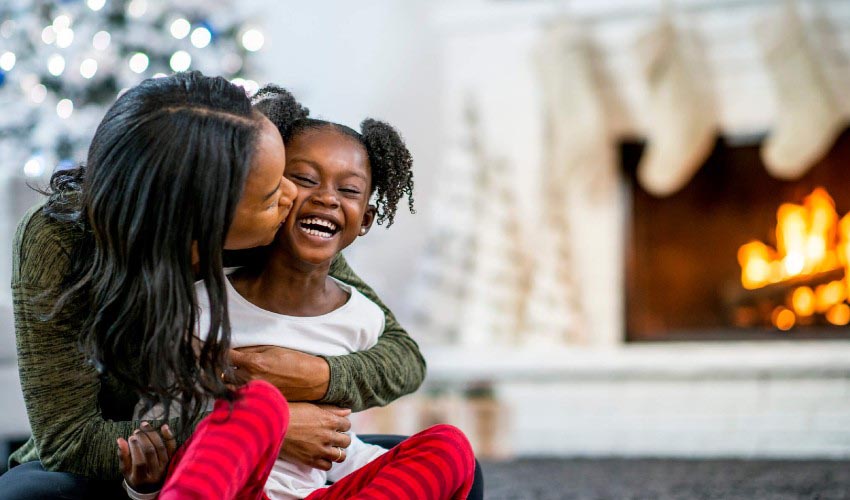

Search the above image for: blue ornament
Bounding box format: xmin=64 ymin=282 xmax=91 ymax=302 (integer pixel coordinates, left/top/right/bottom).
xmin=0 ymin=70 xmax=6 ymax=88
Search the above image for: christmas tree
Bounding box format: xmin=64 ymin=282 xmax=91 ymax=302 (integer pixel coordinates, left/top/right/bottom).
xmin=0 ymin=0 xmax=265 ymax=177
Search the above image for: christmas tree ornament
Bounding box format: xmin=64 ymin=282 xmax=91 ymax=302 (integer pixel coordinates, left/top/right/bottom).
xmin=635 ymin=20 xmax=716 ymax=197
xmin=755 ymin=3 xmax=845 ymax=180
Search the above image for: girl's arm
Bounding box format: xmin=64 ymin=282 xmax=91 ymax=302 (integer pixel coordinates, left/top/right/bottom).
xmin=10 ymin=208 xmax=201 ymax=478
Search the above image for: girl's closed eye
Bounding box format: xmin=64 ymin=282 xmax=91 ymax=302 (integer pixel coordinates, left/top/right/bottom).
xmin=290 ymin=174 xmax=317 ymax=186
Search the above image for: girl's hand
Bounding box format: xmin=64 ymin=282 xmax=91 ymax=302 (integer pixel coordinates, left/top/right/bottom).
xmin=117 ymin=422 xmax=177 ymax=493
xmin=230 ymin=346 xmax=330 ymax=401
xmin=279 ymin=402 xmax=352 ymax=471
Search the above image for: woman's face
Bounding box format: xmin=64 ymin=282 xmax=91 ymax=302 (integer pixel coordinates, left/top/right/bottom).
xmin=225 ymin=117 xmax=297 ymax=249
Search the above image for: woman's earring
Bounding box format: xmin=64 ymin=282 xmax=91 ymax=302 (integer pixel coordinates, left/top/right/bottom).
xmin=359 ymin=228 xmax=367 ymax=236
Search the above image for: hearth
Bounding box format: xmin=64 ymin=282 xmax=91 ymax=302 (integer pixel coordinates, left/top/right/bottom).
xmin=623 ymin=128 xmax=850 ymax=341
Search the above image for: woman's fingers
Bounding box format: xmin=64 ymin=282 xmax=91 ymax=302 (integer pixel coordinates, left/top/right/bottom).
xmin=140 ymin=421 xmax=168 ymax=468
xmin=328 ymin=429 xmax=352 ymax=449
xmin=314 ymin=459 xmax=333 ymax=472
xmin=319 ymin=405 xmax=352 ymax=432
xmin=160 ymin=424 xmax=177 ymax=458
xmin=130 ymin=430 xmax=160 ymax=476
xmin=228 ymin=349 xmax=253 ymax=369
xmin=327 ymin=445 xmax=347 ymax=464
xmin=117 ymin=438 xmax=131 ymax=478
xmin=128 ymin=434 xmax=150 ymax=478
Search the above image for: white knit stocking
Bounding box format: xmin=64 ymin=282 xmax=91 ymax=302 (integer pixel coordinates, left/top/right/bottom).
xmin=756 ymin=4 xmax=845 ymax=180
xmin=635 ymin=21 xmax=716 ymax=197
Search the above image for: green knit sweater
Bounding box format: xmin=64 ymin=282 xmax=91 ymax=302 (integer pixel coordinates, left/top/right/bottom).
xmin=9 ymin=204 xmax=426 ymax=478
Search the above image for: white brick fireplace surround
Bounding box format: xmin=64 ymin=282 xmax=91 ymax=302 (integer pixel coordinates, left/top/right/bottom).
xmin=423 ymin=341 xmax=850 ymax=458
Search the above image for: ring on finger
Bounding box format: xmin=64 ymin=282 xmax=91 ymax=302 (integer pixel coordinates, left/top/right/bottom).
xmin=334 ymin=446 xmax=344 ymax=463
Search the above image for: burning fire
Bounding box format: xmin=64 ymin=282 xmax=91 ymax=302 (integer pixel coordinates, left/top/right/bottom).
xmin=737 ymin=188 xmax=850 ymax=328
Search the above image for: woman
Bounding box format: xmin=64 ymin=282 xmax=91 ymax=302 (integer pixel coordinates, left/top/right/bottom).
xmin=0 ymin=72 xmax=426 ymax=497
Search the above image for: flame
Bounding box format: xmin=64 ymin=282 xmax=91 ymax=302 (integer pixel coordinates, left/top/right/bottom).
xmin=739 ymin=188 xmax=848 ymax=289
xmin=739 ymin=188 xmax=850 ymax=330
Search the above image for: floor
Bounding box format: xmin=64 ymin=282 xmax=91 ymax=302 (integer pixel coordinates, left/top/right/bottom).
xmin=480 ymin=458 xmax=850 ymax=499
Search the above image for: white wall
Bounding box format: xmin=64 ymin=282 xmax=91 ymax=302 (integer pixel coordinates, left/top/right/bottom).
xmin=250 ymin=0 xmax=444 ymax=331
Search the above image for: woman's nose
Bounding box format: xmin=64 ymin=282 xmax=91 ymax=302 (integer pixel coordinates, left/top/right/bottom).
xmin=279 ymin=177 xmax=297 ymax=208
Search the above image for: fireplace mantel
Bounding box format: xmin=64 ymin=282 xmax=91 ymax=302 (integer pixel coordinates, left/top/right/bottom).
xmin=422 ymin=340 xmax=850 ymax=384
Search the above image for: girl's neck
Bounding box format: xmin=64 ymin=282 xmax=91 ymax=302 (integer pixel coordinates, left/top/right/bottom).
xmin=229 ymin=249 xmax=346 ymax=317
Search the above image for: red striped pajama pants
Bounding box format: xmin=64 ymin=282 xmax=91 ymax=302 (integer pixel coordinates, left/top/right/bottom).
xmin=305 ymin=424 xmax=476 ymax=500
xmin=160 ymin=380 xmax=476 ymax=499
xmin=160 ymin=380 xmax=288 ymax=500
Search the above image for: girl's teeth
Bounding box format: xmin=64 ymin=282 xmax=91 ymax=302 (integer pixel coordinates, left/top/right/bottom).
xmin=300 ymin=226 xmax=332 ymax=239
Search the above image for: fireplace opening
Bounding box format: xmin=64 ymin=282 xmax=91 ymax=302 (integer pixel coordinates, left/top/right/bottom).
xmin=623 ymin=128 xmax=850 ymax=342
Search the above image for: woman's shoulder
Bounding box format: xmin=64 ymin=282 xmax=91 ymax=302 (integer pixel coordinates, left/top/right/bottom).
xmin=12 ymin=203 xmax=85 ymax=286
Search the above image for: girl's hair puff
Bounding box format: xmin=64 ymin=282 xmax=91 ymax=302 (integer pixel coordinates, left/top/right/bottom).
xmin=359 ymin=118 xmax=414 ymax=227
xmin=251 ymin=84 xmax=310 ymax=138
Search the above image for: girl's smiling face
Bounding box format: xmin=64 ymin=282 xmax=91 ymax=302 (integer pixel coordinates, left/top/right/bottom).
xmin=278 ymin=126 xmax=376 ymax=266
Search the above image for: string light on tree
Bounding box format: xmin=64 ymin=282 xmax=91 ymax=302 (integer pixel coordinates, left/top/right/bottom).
xmin=0 ymin=52 xmax=15 ymax=71
xmin=241 ymin=28 xmax=264 ymax=52
xmin=47 ymin=54 xmax=65 ymax=76
xmin=56 ymin=99 xmax=74 ymax=119
xmin=23 ymin=155 xmax=46 ymax=178
xmin=170 ymin=50 xmax=191 ymax=71
xmin=191 ymin=27 xmax=212 ymax=48
xmin=55 ymin=28 xmax=74 ymax=48
xmin=170 ymin=18 xmax=191 ymax=39
xmin=92 ymin=30 xmax=110 ymax=50
xmin=41 ymin=26 xmax=57 ymax=45
xmin=128 ymin=52 xmax=149 ymax=73
xmin=30 ymin=84 xmax=47 ymax=104
xmin=86 ymin=0 xmax=106 ymax=12
xmin=80 ymin=58 xmax=97 ymax=79
xmin=127 ymin=0 xmax=148 ymax=19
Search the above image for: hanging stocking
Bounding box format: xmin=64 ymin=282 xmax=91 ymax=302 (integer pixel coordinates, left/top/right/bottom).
xmin=635 ymin=20 xmax=716 ymax=197
xmin=756 ymin=4 xmax=845 ymax=180
xmin=534 ymin=19 xmax=616 ymax=198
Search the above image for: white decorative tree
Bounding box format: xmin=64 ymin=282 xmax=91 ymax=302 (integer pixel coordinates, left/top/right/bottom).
xmin=409 ymin=97 xmax=531 ymax=346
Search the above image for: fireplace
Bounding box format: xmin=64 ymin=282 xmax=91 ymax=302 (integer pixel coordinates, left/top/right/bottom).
xmin=623 ymin=128 xmax=850 ymax=342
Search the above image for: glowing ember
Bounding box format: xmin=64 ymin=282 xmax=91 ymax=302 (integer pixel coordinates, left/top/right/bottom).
xmin=771 ymin=306 xmax=796 ymax=331
xmin=738 ymin=188 xmax=850 ymax=330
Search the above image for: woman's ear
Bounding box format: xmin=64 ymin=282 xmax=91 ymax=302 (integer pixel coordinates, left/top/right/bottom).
xmin=359 ymin=206 xmax=377 ymax=236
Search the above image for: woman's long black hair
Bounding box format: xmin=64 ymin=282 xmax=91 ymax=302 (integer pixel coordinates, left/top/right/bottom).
xmin=43 ymin=71 xmax=262 ymax=430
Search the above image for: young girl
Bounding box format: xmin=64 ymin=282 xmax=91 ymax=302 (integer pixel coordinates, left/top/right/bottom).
xmin=124 ymin=86 xmax=476 ymax=500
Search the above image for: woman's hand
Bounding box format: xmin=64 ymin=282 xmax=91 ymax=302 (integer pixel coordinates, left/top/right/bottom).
xmin=279 ymin=402 xmax=352 ymax=471
xmin=117 ymin=422 xmax=177 ymax=493
xmin=230 ymin=346 xmax=330 ymax=401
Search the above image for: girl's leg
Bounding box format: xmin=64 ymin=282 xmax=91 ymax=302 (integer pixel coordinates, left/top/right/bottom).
xmin=160 ymin=380 xmax=289 ymax=500
xmin=306 ymin=424 xmax=476 ymax=500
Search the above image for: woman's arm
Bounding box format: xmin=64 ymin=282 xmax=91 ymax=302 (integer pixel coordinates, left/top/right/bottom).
xmin=227 ymin=253 xmax=427 ymax=412
xmin=11 ymin=208 xmax=201 ymax=478
xmin=323 ymin=254 xmax=426 ymax=411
